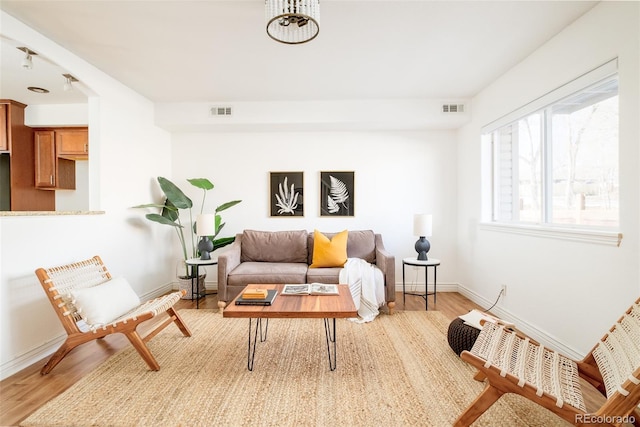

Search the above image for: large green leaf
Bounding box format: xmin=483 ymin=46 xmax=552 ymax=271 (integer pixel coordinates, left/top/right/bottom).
xmin=216 ymin=200 xmax=242 ymax=213
xmin=158 ymin=177 xmax=192 ymax=209
xmin=161 ymin=199 xmax=179 ymax=222
xmin=188 ymin=178 xmax=214 ymax=190
xmin=212 ymin=236 xmax=235 ymax=251
xmin=145 ymin=213 xmax=184 ymax=228
xmin=132 ymin=203 xmax=169 ymax=209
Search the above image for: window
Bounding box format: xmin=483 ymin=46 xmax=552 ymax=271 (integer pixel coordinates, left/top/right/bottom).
xmin=483 ymin=62 xmax=619 ymax=230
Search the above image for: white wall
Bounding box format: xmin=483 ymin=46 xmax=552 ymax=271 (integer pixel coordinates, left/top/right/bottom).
xmin=170 ymin=130 xmax=459 ymax=289
xmin=456 ymin=2 xmax=640 ymax=358
xmin=0 ymin=12 xmax=174 ymax=379
xmin=1 ymin=1 xmax=637 ymax=382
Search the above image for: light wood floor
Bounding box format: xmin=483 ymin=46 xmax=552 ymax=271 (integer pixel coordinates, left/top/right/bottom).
xmin=0 ymin=292 xmax=605 ymax=426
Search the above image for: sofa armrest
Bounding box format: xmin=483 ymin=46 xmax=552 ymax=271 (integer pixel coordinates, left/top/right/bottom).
xmin=374 ymin=234 xmax=395 ymax=303
xmin=217 ymin=234 xmax=242 ymax=303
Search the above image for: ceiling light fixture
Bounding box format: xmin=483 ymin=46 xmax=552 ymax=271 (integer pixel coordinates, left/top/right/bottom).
xmin=266 ymin=0 xmax=319 ymax=44
xmin=62 ymin=73 xmax=78 ymax=91
xmin=17 ymin=47 xmax=37 ymax=70
xmin=28 ymin=87 xmax=49 ymax=94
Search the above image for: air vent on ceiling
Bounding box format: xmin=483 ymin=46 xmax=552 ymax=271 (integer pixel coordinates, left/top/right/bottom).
xmin=210 ymin=106 xmax=233 ymax=116
xmin=442 ymin=104 xmax=465 ymax=113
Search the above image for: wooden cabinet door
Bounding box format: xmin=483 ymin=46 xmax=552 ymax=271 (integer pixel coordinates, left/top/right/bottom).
xmin=56 ymin=129 xmax=88 ymax=157
xmin=35 ymin=131 xmax=56 ymax=188
xmin=0 ymin=104 xmax=8 ymax=151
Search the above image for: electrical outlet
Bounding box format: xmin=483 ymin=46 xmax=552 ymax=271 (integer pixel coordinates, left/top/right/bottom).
xmin=501 ymin=284 xmax=507 ymax=296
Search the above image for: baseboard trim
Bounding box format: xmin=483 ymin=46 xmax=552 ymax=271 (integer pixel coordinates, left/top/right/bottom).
xmin=171 ymin=281 xmax=218 ymax=292
xmin=393 ymin=282 xmax=458 ymax=293
xmin=0 ymin=334 xmax=66 ymax=380
xmin=457 ymin=284 xmax=583 ymax=360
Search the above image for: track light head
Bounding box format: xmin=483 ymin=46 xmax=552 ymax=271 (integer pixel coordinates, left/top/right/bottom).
xmin=62 ymin=73 xmax=78 ymax=91
xmin=22 ymin=54 xmax=33 ymax=70
xmin=17 ymin=47 xmax=37 ymax=70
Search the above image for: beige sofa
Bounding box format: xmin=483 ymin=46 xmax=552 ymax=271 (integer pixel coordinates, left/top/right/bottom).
xmin=217 ymin=229 xmax=396 ymax=313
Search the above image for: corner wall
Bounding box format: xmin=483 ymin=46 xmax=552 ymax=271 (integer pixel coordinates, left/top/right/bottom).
xmin=456 ymin=2 xmax=640 ymax=358
xmin=0 ymin=12 xmax=174 ymax=379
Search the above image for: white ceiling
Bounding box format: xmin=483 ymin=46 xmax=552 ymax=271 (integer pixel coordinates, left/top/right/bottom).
xmin=0 ymin=1 xmax=597 ymax=106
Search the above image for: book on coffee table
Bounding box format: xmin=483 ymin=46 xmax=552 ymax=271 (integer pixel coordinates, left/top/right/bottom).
xmin=282 ymin=284 xmax=339 ymax=296
xmin=235 ymin=289 xmax=278 ymax=306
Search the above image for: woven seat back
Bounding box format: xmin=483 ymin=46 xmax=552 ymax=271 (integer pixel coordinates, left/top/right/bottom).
xmin=593 ymin=302 xmax=640 ymax=399
xmin=470 ymin=322 xmax=585 ymax=411
xmin=37 ymin=256 xmax=111 ymax=326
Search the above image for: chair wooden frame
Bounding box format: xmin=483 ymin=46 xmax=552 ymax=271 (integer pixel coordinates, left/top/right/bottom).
xmin=35 ymin=255 xmax=192 ymax=375
xmin=455 ymin=298 xmax=640 ymax=427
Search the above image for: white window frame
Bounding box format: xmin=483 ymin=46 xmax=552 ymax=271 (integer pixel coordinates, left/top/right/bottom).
xmin=480 ymin=59 xmax=622 ymax=247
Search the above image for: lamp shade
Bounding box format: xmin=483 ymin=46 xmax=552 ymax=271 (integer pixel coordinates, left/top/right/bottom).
xmin=196 ymin=214 xmax=217 ymax=236
xmin=413 ymin=214 xmax=433 ymax=237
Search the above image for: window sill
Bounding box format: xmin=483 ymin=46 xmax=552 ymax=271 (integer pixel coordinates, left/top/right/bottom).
xmin=478 ymin=222 xmax=622 ymax=247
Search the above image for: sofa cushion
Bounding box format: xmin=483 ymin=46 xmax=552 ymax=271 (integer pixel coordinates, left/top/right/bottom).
xmin=305 ymin=267 xmax=341 ymax=284
xmin=227 ymin=262 xmax=308 ymax=285
xmin=308 ymin=229 xmax=376 ymax=264
xmin=241 ymin=230 xmax=308 ymax=263
xmin=309 ymin=229 xmax=348 ymax=268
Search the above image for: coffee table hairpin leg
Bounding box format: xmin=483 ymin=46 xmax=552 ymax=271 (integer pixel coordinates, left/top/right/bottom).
xmin=247 ymin=318 xmax=269 ymax=371
xmin=324 ymin=318 xmax=337 ymax=371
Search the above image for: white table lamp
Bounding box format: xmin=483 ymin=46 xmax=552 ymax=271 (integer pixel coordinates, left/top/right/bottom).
xmin=413 ymin=214 xmax=432 ymax=260
xmin=196 ymin=214 xmax=217 ymax=260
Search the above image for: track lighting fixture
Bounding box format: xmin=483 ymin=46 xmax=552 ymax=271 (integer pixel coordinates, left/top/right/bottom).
xmin=62 ymin=73 xmax=78 ymax=91
xmin=17 ymin=47 xmax=37 ymax=70
xmin=22 ymin=54 xmax=32 ymax=70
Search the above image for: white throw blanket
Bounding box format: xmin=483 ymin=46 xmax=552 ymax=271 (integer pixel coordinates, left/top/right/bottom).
xmin=339 ymin=258 xmax=385 ymax=323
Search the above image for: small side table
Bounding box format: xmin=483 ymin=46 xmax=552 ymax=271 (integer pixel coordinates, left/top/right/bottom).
xmin=185 ymin=258 xmax=218 ymax=309
xmin=402 ymin=257 xmax=440 ymax=311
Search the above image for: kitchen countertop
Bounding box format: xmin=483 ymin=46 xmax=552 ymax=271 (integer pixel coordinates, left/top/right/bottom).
xmin=0 ymin=211 xmax=105 ymax=216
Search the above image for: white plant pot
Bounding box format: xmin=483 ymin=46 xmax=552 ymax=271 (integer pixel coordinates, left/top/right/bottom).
xmin=178 ymin=274 xmax=206 ymax=300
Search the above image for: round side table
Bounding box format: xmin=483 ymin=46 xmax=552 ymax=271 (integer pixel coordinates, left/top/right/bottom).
xmin=402 ymin=257 xmax=440 ymax=310
xmin=185 ymin=258 xmax=217 ymax=309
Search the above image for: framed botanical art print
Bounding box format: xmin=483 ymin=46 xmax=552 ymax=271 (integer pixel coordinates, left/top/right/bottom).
xmin=270 ymin=171 xmax=304 ymax=216
xmin=320 ymin=171 xmax=354 ymax=216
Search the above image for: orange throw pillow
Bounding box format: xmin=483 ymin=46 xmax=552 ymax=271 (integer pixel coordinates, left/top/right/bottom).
xmin=310 ymin=229 xmax=348 ymax=268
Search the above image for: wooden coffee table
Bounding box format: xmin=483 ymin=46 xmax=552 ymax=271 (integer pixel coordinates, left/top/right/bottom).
xmin=223 ymin=284 xmax=357 ymax=371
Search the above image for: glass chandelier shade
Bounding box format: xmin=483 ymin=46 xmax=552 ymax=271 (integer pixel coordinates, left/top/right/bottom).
xmin=266 ymin=0 xmax=320 ymax=44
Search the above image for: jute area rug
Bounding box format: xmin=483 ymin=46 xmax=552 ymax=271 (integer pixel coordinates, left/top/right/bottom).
xmin=22 ymin=310 xmax=569 ymax=427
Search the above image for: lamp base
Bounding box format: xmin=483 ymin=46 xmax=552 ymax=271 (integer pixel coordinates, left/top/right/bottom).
xmin=415 ymin=236 xmax=430 ymax=261
xmin=198 ymin=236 xmax=213 ymax=260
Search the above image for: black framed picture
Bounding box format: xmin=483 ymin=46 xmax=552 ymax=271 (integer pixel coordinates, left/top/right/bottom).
xmin=320 ymin=171 xmax=354 ymax=216
xmin=270 ymin=172 xmax=304 ymax=216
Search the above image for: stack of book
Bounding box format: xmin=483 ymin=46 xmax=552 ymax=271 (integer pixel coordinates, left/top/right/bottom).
xmin=241 ymin=289 xmax=268 ymax=299
xmin=235 ymin=288 xmax=278 ymax=306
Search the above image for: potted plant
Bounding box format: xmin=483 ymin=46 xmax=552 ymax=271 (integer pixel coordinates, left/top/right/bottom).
xmin=134 ymin=176 xmax=241 ymax=296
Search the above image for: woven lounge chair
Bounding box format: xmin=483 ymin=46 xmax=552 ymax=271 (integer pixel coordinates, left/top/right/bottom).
xmin=455 ymin=298 xmax=640 ymax=426
xmin=35 ymin=256 xmax=191 ymax=375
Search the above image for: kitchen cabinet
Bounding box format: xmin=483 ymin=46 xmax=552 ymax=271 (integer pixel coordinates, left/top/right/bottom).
xmin=0 ymin=100 xmax=54 ymax=211
xmin=34 ymin=130 xmax=75 ymax=190
xmin=56 ymin=129 xmax=88 ymax=159
xmin=0 ymin=104 xmax=8 ymax=152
